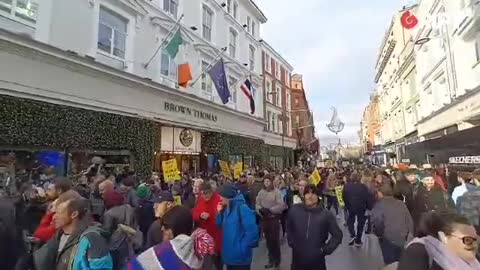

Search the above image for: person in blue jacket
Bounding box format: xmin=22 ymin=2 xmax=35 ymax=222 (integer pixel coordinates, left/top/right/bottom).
xmin=216 ymin=183 xmax=259 ymax=270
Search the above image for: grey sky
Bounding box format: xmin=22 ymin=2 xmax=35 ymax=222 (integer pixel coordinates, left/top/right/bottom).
xmin=256 ymin=0 xmax=409 ymax=147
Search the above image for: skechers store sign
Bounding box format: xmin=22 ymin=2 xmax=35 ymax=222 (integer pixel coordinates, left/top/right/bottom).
xmin=164 ymin=102 xmax=218 ymax=122
xmin=449 ymin=156 xmax=480 ymax=164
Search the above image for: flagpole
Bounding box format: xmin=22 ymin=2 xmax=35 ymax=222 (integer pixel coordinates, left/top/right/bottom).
xmin=190 ymin=47 xmax=227 ymax=87
xmin=144 ymin=14 xmax=185 ymax=68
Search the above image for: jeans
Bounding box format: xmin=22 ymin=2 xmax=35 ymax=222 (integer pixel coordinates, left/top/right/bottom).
xmin=226 ymin=265 xmax=250 ymax=270
xmin=326 ymin=195 xmax=339 ymax=215
xmin=291 ymin=252 xmax=326 ymax=270
xmin=347 ymin=210 xmax=366 ymax=240
xmin=379 ymin=238 xmax=403 ymax=265
xmin=262 ymin=217 xmax=281 ymax=266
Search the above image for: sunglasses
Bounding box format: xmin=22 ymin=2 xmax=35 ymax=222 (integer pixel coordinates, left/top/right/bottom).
xmin=449 ymin=234 xmax=478 ymax=246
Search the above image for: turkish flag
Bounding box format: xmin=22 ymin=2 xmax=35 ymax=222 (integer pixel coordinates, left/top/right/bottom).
xmin=401 ymin=10 xmax=418 ymax=29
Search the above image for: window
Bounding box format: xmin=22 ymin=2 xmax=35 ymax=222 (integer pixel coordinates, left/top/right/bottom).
xmin=228 ymin=76 xmax=237 ymax=103
xmin=0 ymin=0 xmax=38 ymax=23
xmin=201 ymin=61 xmax=213 ymax=94
xmin=286 ymin=91 xmax=291 ymax=111
xmin=286 ymin=113 xmax=292 ymax=136
xmin=98 ymin=7 xmax=128 ymax=59
xmin=272 ymin=113 xmax=276 ymax=133
xmin=267 ymin=111 xmax=272 ymax=131
xmin=266 ymin=78 xmax=272 ymax=102
xmin=476 ymin=33 xmax=480 ymax=62
xmin=276 ymin=85 xmax=282 ymax=107
xmin=246 ymin=16 xmax=251 ymax=33
xmin=251 ymin=21 xmax=256 ymax=36
xmin=278 ymin=116 xmax=283 ymax=134
xmin=163 ymin=0 xmax=178 ymax=18
xmin=226 ymin=0 xmax=231 ymax=13
xmin=295 ymin=115 xmax=300 ymax=127
xmin=294 ymin=98 xmax=299 ymax=106
xmin=264 ymin=54 xmax=271 ymax=72
xmin=275 ymin=62 xmax=281 ymax=79
xmin=229 ymin=28 xmax=237 ymax=58
xmin=160 ymin=52 xmax=177 ymax=78
xmin=249 ymin=45 xmax=255 ymax=71
xmin=202 ymin=6 xmax=213 ymax=41
xmin=286 ymin=72 xmax=290 ymax=87
xmin=233 ymin=2 xmax=238 ymax=19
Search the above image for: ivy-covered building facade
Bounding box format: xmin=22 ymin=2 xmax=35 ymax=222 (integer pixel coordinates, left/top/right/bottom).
xmin=0 ymin=30 xmax=294 ymax=178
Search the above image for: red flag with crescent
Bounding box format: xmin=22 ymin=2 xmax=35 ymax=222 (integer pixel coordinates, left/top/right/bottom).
xmin=401 ymin=10 xmax=418 ymax=29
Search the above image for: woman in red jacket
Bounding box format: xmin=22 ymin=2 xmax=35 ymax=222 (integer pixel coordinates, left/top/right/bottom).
xmin=192 ymin=182 xmax=223 ymax=270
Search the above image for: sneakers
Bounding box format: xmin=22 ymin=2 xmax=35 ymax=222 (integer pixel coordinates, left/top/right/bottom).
xmin=355 ymin=239 xmax=363 ymax=247
xmin=348 ymin=237 xmax=356 ymax=246
xmin=264 ymin=263 xmax=274 ymax=269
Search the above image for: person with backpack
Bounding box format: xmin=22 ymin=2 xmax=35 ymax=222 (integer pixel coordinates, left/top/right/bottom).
xmin=256 ymin=175 xmax=285 ymax=270
xmin=102 ymin=190 xmax=143 ymax=270
xmin=287 ymin=184 xmax=343 ymax=270
xmin=32 ymin=190 xmax=113 ymax=270
xmin=454 ymin=172 xmax=480 ymax=233
xmin=216 ymin=183 xmax=259 ymax=270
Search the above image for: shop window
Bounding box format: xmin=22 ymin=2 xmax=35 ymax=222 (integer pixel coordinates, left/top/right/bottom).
xmin=68 ymin=150 xmax=133 ymax=176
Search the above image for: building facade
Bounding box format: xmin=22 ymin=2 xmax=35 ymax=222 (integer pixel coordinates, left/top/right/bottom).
xmin=261 ymin=41 xmax=296 ymax=169
xmin=0 ymin=0 xmax=300 ymax=176
xmin=290 ymin=74 xmax=318 ymax=162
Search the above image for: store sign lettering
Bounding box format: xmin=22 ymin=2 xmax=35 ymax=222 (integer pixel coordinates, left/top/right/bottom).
xmin=164 ymin=102 xmax=218 ymax=122
xmin=449 ymin=156 xmax=480 ymax=164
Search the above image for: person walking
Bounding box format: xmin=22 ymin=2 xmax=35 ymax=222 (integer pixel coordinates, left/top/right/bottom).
xmin=193 ymin=182 xmax=223 ymax=270
xmin=256 ymin=175 xmax=286 ymax=269
xmin=343 ymin=173 xmax=370 ymax=247
xmin=287 ymin=184 xmax=343 ymax=270
xmin=372 ymin=183 xmax=414 ymax=265
xmin=216 ymin=183 xmax=259 ymax=270
xmin=394 ymin=168 xmax=420 ymax=215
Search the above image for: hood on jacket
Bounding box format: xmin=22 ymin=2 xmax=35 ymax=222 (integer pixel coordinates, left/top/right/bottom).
xmin=170 ymin=234 xmax=202 ymax=269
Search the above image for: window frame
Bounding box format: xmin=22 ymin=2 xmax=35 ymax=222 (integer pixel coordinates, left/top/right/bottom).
xmin=202 ymin=5 xmax=213 ymax=42
xmin=160 ymin=51 xmax=177 ymax=79
xmin=233 ymin=1 xmax=238 ymax=19
xmin=249 ymin=45 xmax=255 ymax=71
xmin=201 ymin=61 xmax=213 ymax=94
xmin=251 ymin=21 xmax=256 ymax=36
xmin=229 ymin=28 xmax=238 ymax=58
xmin=228 ymin=76 xmax=237 ymax=104
xmin=475 ymin=32 xmax=480 ymax=62
xmin=0 ymin=0 xmax=38 ymax=25
xmin=275 ymin=62 xmax=281 ymax=79
xmin=265 ymin=78 xmax=273 ymax=102
xmin=276 ymin=84 xmax=282 ymax=107
xmin=246 ymin=16 xmax=251 ymax=33
xmin=264 ymin=53 xmax=271 ymax=72
xmin=163 ymin=0 xmax=178 ymax=18
xmin=97 ymin=6 xmax=129 ymax=60
xmin=267 ymin=111 xmax=272 ymax=131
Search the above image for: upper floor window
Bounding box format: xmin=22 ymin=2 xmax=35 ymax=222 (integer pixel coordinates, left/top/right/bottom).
xmin=266 ymin=78 xmax=272 ymax=102
xmin=264 ymin=54 xmax=271 ymax=72
xmin=246 ymin=16 xmax=251 ymax=32
xmin=295 ymin=115 xmax=300 ymax=127
xmin=0 ymin=0 xmax=38 ymax=24
xmin=267 ymin=111 xmax=272 ymax=131
xmin=251 ymin=21 xmax=256 ymax=36
xmin=233 ymin=1 xmax=238 ymax=19
xmin=248 ymin=45 xmax=255 ymax=71
xmin=202 ymin=6 xmax=213 ymax=42
xmin=163 ymin=0 xmax=178 ymax=18
xmin=201 ymin=61 xmax=213 ymax=94
xmin=276 ymin=84 xmax=282 ymax=107
xmin=226 ymin=0 xmax=232 ymax=13
xmin=295 ymin=98 xmax=299 ymax=106
xmin=229 ymin=28 xmax=237 ymax=58
xmin=160 ymin=51 xmax=177 ymax=78
xmin=98 ymin=7 xmax=128 ymax=59
xmin=228 ymin=76 xmax=237 ymax=104
xmin=275 ymin=62 xmax=281 ymax=79
xmin=475 ymin=32 xmax=480 ymax=62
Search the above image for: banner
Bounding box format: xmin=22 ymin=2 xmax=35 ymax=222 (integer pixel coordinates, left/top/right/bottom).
xmin=162 ymin=159 xmax=180 ymax=182
xmin=218 ymin=160 xmax=232 ymax=179
xmin=310 ymin=168 xmax=322 ymax=186
xmin=335 ymin=186 xmax=345 ymax=208
xmin=234 ymin=162 xmax=243 ymax=179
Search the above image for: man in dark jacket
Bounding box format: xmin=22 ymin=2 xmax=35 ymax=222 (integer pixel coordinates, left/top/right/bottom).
xmin=287 ymin=184 xmax=342 ymax=270
xmin=393 ymin=169 xmax=420 ymax=214
xmin=343 ymin=173 xmax=370 ymax=247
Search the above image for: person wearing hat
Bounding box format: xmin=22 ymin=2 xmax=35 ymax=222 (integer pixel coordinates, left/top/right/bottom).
xmin=393 ymin=168 xmax=420 ymax=215
xmin=287 ymin=184 xmax=342 ymax=270
xmin=145 ymin=191 xmax=177 ymax=248
xmin=216 ymin=183 xmax=258 ymax=270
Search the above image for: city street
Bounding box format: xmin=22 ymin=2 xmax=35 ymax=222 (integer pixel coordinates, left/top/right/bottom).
xmin=252 ymin=212 xmax=384 ymax=270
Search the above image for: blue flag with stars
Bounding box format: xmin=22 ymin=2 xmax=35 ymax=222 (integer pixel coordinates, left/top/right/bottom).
xmin=208 ymin=58 xmax=231 ymax=104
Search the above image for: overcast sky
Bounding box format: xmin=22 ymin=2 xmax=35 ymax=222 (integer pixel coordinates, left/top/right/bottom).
xmin=256 ymin=0 xmax=410 ymax=147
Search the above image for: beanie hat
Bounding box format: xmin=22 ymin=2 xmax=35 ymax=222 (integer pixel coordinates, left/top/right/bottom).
xmin=103 ymin=190 xmax=125 ymax=209
xmin=218 ymin=183 xmax=238 ymax=199
xmin=136 ymin=183 xmax=151 ymax=199
xmin=418 ymin=171 xmax=433 ymax=181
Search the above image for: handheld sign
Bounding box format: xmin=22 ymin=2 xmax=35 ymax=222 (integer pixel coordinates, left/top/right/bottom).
xmin=219 ymin=160 xmax=233 ymax=179
xmin=162 ymin=159 xmax=181 ymax=182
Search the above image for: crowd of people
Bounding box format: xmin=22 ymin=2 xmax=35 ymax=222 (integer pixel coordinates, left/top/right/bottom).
xmin=0 ymin=161 xmax=479 ymax=270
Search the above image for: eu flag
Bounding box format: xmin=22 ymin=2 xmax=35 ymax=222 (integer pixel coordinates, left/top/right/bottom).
xmin=208 ymin=58 xmax=231 ymax=104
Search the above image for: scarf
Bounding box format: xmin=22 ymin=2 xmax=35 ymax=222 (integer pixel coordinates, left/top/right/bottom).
xmin=409 ymin=236 xmax=480 ymax=270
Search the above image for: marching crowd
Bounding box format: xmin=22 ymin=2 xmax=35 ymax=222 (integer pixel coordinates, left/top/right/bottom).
xmin=0 ymin=162 xmax=480 ymax=270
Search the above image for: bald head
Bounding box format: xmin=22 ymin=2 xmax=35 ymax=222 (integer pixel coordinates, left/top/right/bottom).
xmin=99 ymin=180 xmax=114 ymax=196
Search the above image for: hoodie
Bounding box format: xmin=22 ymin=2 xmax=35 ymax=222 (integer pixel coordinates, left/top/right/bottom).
xmin=216 ymin=193 xmax=258 ymax=266
xmin=192 ymin=192 xmax=223 ymax=252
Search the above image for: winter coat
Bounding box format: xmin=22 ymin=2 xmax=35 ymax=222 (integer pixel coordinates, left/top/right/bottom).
xmin=235 ymin=181 xmax=251 ymax=206
xmin=248 ymin=180 xmax=264 ymax=209
xmin=33 ymin=211 xmax=56 ymax=242
xmin=122 ymin=188 xmax=139 ymax=208
xmin=255 ymin=188 xmax=285 ymax=217
xmin=192 ymin=192 xmax=223 ymax=252
xmin=146 ymin=220 xmax=163 ymax=248
xmin=343 ymin=182 xmax=370 ymax=213
xmin=393 ymin=180 xmax=419 ymax=214
xmin=33 ymin=220 xmax=113 ymax=270
xmin=371 ymin=197 xmax=414 ymax=247
xmin=412 ymin=185 xmax=454 ymax=225
xmin=216 ymin=193 xmax=258 ymax=265
xmin=286 ymin=203 xmax=343 ymax=265
xmin=397 ymin=243 xmax=444 ymax=270
xmin=136 ymin=194 xmax=156 ymax=239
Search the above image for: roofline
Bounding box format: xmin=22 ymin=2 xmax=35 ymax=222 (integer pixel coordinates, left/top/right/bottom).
xmin=260 ymin=40 xmax=294 ymax=71
xmin=247 ymin=0 xmax=268 ymax=23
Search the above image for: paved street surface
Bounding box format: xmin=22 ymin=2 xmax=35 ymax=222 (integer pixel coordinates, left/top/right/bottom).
xmin=252 ymin=211 xmax=384 ymax=270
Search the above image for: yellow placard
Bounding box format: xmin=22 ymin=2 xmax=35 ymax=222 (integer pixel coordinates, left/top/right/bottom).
xmin=335 ymin=186 xmax=345 ymax=208
xmin=174 ymin=195 xmax=182 ymax=206
xmin=219 ymin=160 xmax=233 ymax=179
xmin=162 ymin=159 xmax=181 ymax=183
xmin=234 ymin=162 xmax=243 ymax=179
xmin=310 ymin=168 xmax=322 ymax=186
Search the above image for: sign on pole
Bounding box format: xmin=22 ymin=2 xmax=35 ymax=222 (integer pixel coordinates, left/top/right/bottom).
xmin=310 ymin=168 xmax=322 ymax=186
xmin=162 ymin=159 xmax=181 ymax=182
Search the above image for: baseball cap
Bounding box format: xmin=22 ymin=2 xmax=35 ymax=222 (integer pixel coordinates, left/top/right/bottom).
xmin=153 ymin=191 xmax=174 ymax=204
